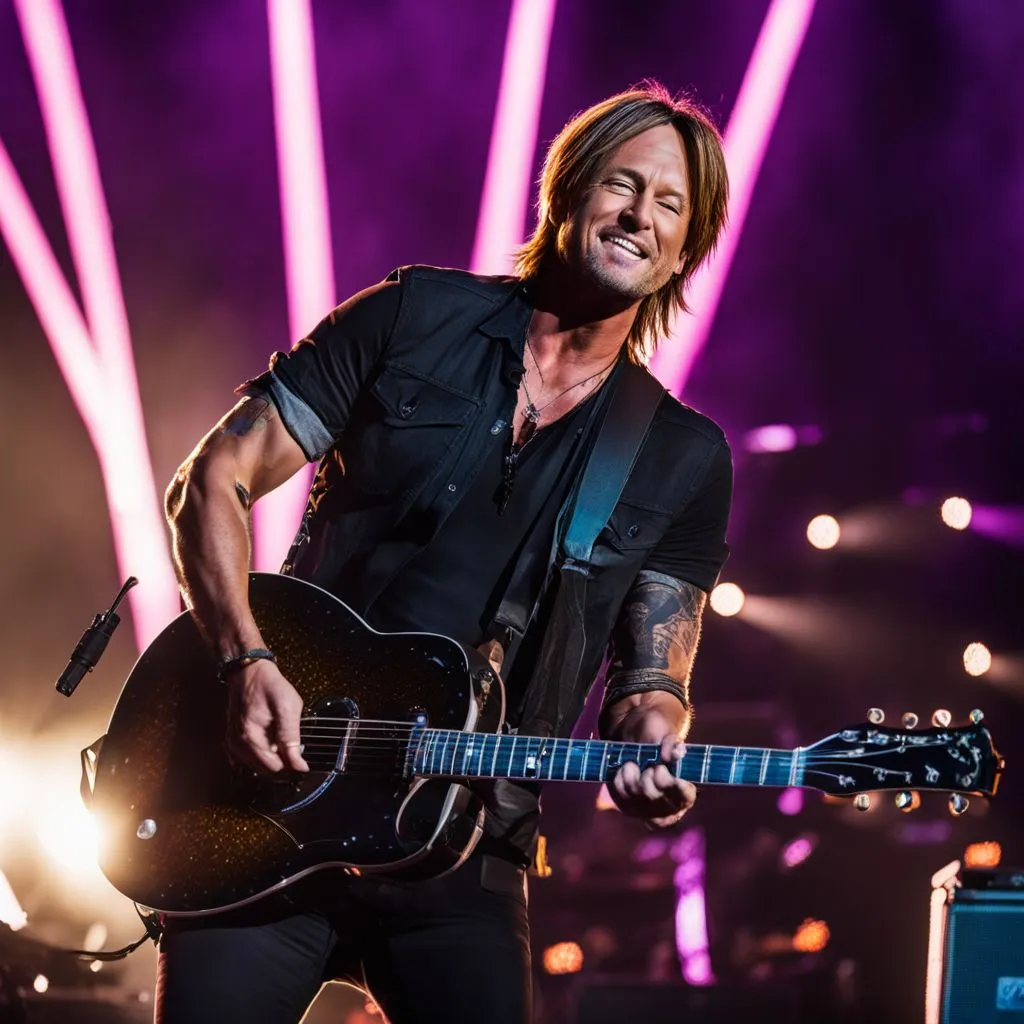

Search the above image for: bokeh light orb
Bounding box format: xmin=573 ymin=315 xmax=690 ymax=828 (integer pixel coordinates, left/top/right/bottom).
xmin=963 ymin=642 xmax=992 ymax=677
xmin=807 ymin=515 xmax=840 ymax=550
xmin=964 ymin=841 xmax=1001 ymax=869
xmin=940 ymin=497 xmax=972 ymax=530
xmin=709 ymin=582 xmax=745 ymax=617
xmin=543 ymin=941 xmax=584 ymax=975
xmin=793 ymin=919 xmax=830 ymax=953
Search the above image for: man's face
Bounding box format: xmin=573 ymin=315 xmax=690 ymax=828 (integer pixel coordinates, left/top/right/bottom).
xmin=559 ymin=124 xmax=691 ymax=302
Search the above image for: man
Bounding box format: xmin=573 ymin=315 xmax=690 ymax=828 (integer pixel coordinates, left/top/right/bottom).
xmin=158 ymin=82 xmax=732 ymax=1023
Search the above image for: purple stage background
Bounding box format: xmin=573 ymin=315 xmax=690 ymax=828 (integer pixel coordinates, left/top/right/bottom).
xmin=0 ymin=2 xmax=1021 ymax=1022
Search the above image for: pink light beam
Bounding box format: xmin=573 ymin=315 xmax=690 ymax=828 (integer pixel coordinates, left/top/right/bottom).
xmin=255 ymin=0 xmax=335 ymax=571
xmin=12 ymin=0 xmax=180 ymax=647
xmin=650 ymin=0 xmax=817 ymax=394
xmin=470 ymin=0 xmax=558 ymax=275
xmin=673 ymin=828 xmax=714 ymax=985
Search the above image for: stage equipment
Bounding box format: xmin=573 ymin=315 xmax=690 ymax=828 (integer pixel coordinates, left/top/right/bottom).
xmin=926 ymin=863 xmax=1024 ymax=1022
xmin=55 ymin=577 xmax=136 ymax=697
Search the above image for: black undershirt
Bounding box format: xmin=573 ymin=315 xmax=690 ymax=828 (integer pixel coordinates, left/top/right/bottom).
xmin=366 ymin=393 xmax=596 ymax=664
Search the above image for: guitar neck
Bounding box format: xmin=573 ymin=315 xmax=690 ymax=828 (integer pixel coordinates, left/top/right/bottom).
xmin=411 ymin=729 xmax=804 ymax=789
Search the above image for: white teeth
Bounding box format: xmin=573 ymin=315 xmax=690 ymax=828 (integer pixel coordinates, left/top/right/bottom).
xmin=606 ymin=236 xmax=644 ymax=258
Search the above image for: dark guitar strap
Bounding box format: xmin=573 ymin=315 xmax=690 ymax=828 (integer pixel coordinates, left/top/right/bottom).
xmin=491 ymin=362 xmax=665 ymax=735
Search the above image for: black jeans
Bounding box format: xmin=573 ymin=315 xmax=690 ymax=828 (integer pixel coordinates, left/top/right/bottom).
xmin=154 ymin=853 xmax=531 ymax=1024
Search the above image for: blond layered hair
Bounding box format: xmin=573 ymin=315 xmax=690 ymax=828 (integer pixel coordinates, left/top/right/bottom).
xmin=515 ymin=82 xmax=729 ymax=363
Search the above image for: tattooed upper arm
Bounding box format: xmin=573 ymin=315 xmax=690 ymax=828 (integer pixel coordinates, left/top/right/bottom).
xmin=604 ymin=571 xmax=707 ymax=710
xmin=220 ymin=395 xmax=277 ymax=437
xmin=169 ymin=394 xmax=307 ymax=512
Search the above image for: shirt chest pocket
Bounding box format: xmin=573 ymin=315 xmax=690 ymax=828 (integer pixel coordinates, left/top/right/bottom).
xmin=345 ymin=363 xmax=480 ymax=497
xmin=590 ymin=499 xmax=675 ymax=568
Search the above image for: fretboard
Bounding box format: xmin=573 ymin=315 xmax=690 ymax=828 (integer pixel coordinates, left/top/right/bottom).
xmin=409 ymin=729 xmax=803 ymax=789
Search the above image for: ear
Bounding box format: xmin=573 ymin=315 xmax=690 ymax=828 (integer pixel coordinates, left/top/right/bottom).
xmin=673 ymin=250 xmax=687 ymax=277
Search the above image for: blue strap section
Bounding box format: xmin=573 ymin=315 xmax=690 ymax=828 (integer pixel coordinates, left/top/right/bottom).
xmin=561 ymin=366 xmax=665 ymax=567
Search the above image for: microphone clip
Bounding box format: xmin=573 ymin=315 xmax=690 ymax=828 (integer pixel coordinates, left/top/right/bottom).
xmin=56 ymin=576 xmax=138 ymax=697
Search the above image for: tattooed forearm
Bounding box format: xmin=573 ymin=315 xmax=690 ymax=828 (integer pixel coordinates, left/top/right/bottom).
xmin=222 ymin=396 xmax=276 ymax=437
xmin=609 ymin=576 xmax=705 ymax=681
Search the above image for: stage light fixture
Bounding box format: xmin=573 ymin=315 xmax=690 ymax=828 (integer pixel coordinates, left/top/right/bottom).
xmin=543 ymin=942 xmax=584 ymax=975
xmin=964 ymin=841 xmax=1001 ymax=869
xmin=709 ymin=582 xmax=745 ymax=617
xmin=940 ymin=497 xmax=972 ymax=531
xmin=963 ymin=642 xmax=992 ymax=677
xmin=807 ymin=514 xmax=840 ymax=550
xmin=32 ymin=975 xmax=48 ymax=994
xmin=793 ymin=918 xmax=830 ymax=953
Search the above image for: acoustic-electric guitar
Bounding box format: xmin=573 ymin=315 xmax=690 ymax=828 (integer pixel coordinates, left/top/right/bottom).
xmin=84 ymin=573 xmax=1004 ymax=916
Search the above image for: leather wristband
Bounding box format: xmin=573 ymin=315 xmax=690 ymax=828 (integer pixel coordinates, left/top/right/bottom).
xmin=217 ymin=647 xmax=276 ymax=682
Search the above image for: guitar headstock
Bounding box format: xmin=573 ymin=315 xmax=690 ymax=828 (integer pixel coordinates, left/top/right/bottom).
xmin=803 ymin=708 xmax=1004 ymax=814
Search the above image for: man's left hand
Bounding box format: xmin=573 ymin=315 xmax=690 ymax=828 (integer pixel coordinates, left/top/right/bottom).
xmin=607 ymin=733 xmax=696 ymax=829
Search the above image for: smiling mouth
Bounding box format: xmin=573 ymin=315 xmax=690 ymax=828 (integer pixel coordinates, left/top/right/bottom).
xmin=601 ymin=233 xmax=647 ymax=260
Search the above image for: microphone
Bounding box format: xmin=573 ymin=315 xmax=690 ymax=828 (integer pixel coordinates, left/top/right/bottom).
xmin=56 ymin=577 xmax=138 ymax=697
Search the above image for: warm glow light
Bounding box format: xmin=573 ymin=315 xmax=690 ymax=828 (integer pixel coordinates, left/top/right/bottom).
xmin=543 ymin=941 xmax=584 ymax=975
xmin=793 ymin=918 xmax=830 ymax=953
xmin=38 ymin=799 xmax=99 ymax=872
xmin=807 ymin=514 xmax=840 ymax=550
xmin=963 ymin=642 xmax=992 ymax=677
xmin=0 ymin=869 xmax=27 ymax=932
xmin=33 ymin=974 xmax=49 ymax=994
xmin=709 ymin=582 xmax=746 ymax=617
xmin=89 ymin=960 xmax=103 ymax=973
xmin=964 ymin=841 xmax=1002 ymax=868
xmin=940 ymin=497 xmax=973 ymax=531
xmin=595 ymin=783 xmax=618 ymax=811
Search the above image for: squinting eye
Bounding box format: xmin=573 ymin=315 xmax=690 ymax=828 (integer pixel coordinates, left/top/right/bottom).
xmin=658 ymin=202 xmax=681 ymax=214
xmin=606 ymin=179 xmax=634 ymax=193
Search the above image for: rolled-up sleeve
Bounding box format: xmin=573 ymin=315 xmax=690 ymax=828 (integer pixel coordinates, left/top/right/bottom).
xmin=238 ymin=277 xmax=403 ymax=461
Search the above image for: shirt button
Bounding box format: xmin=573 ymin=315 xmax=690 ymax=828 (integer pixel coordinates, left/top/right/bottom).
xmin=448 ymin=483 xmax=457 ymax=492
xmin=627 ymin=524 xmax=640 ymax=538
xmin=490 ymin=419 xmax=507 ymax=435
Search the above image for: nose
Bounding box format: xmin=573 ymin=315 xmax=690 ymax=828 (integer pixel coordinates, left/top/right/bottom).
xmin=620 ymin=189 xmax=655 ymax=231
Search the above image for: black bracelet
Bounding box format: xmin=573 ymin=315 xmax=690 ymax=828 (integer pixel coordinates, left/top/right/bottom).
xmin=217 ymin=647 xmax=276 ymax=681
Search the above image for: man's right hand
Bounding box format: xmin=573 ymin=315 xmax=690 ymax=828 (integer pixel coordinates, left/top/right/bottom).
xmin=225 ymin=659 xmax=310 ymax=774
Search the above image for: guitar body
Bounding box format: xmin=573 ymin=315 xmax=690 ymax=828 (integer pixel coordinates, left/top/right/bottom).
xmin=90 ymin=573 xmax=504 ymax=915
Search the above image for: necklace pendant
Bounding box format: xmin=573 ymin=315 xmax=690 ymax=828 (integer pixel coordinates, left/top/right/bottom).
xmin=524 ymin=402 xmax=540 ymax=424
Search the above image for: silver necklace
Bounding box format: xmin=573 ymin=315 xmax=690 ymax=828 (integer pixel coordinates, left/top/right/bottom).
xmin=519 ymin=336 xmax=616 ymax=447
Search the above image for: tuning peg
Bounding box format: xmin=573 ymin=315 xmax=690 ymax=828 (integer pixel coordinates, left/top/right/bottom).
xmin=931 ymin=709 xmax=952 ymax=728
xmin=867 ymin=708 xmax=885 ymax=724
xmin=902 ymin=712 xmax=919 ymax=729
xmin=948 ymin=793 xmax=970 ymax=816
xmin=853 ymin=793 xmax=872 ymax=812
xmin=895 ymin=791 xmax=920 ymax=812
xmin=969 ymin=709 xmax=984 ymax=724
